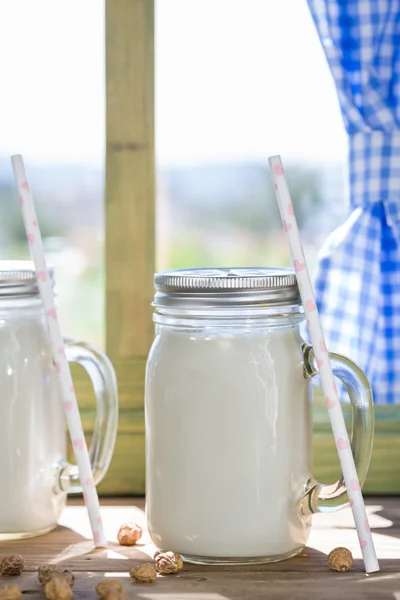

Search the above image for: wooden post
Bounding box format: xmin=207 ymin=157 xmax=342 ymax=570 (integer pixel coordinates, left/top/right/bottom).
xmin=104 ymin=0 xmax=155 ymax=493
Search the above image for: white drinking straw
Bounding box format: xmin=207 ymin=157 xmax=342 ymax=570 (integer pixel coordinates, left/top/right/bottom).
xmin=268 ymin=155 xmax=379 ymax=573
xmin=11 ymin=154 xmax=106 ymax=548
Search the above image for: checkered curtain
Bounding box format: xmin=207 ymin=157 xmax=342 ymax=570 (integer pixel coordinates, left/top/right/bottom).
xmin=307 ymin=1 xmax=400 ymax=404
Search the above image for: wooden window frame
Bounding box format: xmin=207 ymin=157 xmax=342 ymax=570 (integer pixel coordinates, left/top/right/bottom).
xmin=73 ymin=0 xmax=400 ymax=495
xmin=71 ymin=0 xmax=154 ymax=495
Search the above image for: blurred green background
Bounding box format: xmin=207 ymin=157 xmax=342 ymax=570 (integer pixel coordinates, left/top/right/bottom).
xmin=0 ymin=158 xmax=346 ymax=351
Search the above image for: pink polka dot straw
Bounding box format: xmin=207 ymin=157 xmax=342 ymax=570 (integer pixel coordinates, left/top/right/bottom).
xmin=268 ymin=155 xmax=379 ymax=574
xmin=11 ymin=154 xmax=106 ymax=548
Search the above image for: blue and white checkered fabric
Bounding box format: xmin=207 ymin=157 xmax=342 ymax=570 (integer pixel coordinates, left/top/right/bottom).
xmin=307 ymin=1 xmax=400 ymax=404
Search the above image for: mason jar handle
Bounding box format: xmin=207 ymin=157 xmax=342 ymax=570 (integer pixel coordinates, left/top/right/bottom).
xmin=299 ymin=344 xmax=374 ymax=516
xmin=57 ymin=338 xmax=118 ymax=493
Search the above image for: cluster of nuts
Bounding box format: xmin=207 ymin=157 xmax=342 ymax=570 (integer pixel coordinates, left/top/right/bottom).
xmin=0 ymin=554 xmax=25 ymax=600
xmin=38 ymin=564 xmax=75 ymax=600
xmin=38 ymin=564 xmax=74 ymax=586
xmin=128 ymin=551 xmax=183 ymax=584
xmin=0 ymin=544 xmax=185 ymax=599
xmin=0 ymin=555 xmax=24 ymax=600
xmin=0 ymin=560 xmax=75 ymax=600
xmin=327 ymin=547 xmax=353 ymax=572
xmin=115 ymin=521 xmax=185 ymax=585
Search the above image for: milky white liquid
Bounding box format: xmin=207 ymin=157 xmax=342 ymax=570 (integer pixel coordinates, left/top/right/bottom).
xmin=0 ymin=308 xmax=66 ymax=538
xmin=146 ymin=324 xmax=312 ymax=561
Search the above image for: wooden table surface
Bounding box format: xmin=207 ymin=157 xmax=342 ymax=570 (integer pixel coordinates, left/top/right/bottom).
xmin=0 ymin=497 xmax=399 ymax=599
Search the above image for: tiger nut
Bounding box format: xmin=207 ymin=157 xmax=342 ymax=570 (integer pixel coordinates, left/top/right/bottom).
xmin=38 ymin=565 xmax=60 ymax=583
xmin=0 ymin=585 xmax=22 ymax=600
xmin=155 ymin=551 xmax=183 ymax=575
xmin=129 ymin=563 xmax=157 ymax=583
xmin=117 ymin=522 xmax=142 ymax=546
xmin=44 ymin=577 xmax=73 ymax=600
xmin=95 ymin=580 xmax=125 ymax=599
xmin=38 ymin=565 xmax=74 ymax=586
xmin=327 ymin=547 xmax=353 ymax=572
xmin=0 ymin=555 xmax=24 ymax=577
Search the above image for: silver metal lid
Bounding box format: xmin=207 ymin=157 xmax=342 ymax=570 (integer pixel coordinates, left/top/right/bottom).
xmin=154 ymin=267 xmax=300 ymax=308
xmin=0 ymin=260 xmax=54 ymax=297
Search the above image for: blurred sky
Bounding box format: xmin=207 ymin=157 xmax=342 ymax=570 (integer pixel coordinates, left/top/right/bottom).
xmin=0 ymin=0 xmax=347 ymax=166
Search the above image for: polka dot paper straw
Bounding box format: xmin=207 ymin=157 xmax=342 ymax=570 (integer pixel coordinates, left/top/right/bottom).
xmin=268 ymin=155 xmax=379 ymax=574
xmin=11 ymin=154 xmax=106 ymax=548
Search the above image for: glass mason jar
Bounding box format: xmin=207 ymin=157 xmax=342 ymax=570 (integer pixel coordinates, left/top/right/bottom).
xmin=0 ymin=261 xmax=118 ymax=540
xmin=145 ymin=268 xmax=374 ymax=565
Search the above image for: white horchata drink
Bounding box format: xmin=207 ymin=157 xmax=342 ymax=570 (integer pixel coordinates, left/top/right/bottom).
xmin=146 ymin=323 xmax=312 ymax=560
xmin=0 ymin=301 xmax=66 ymax=537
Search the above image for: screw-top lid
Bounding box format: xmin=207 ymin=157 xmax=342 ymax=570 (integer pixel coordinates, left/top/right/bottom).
xmin=0 ymin=260 xmax=54 ymax=297
xmin=154 ymin=267 xmax=300 ymax=308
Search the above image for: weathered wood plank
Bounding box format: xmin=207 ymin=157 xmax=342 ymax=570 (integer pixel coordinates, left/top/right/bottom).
xmin=0 ymin=498 xmax=399 ymax=599
xmin=6 ymin=570 xmax=400 ymax=600
xmin=91 ymin=0 xmax=155 ymax=497
xmin=5 ymin=570 xmax=400 ymax=600
xmin=0 ymin=498 xmax=399 ymax=569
